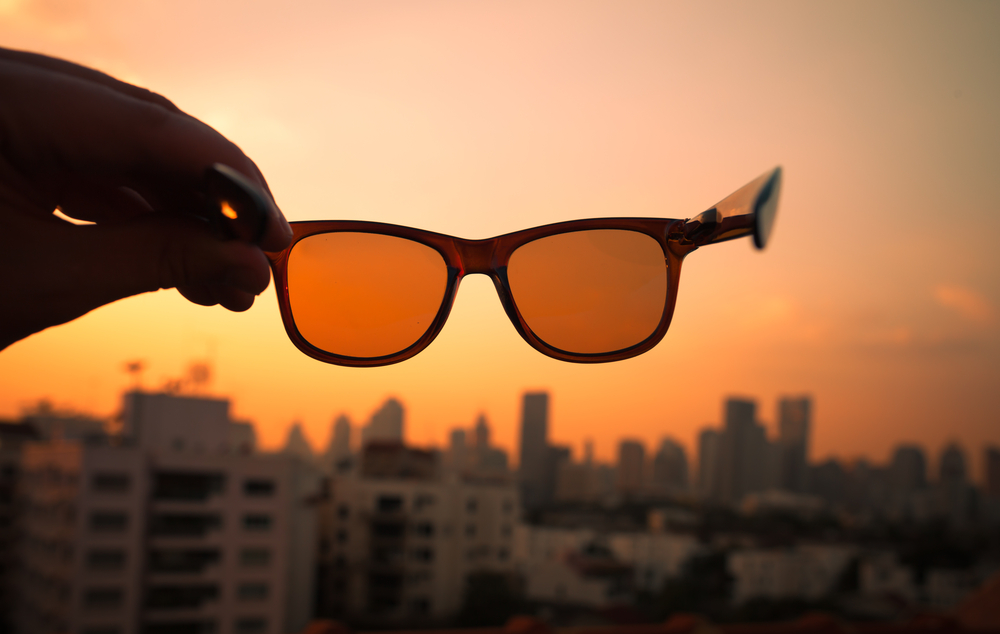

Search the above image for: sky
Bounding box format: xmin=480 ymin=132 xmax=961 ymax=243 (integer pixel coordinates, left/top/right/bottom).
xmin=1 ymin=1 xmax=998 ymax=477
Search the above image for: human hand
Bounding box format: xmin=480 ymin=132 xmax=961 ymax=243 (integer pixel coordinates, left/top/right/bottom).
xmin=0 ymin=47 xmax=292 ymax=350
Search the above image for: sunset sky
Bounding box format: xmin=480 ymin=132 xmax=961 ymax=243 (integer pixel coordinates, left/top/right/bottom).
xmin=1 ymin=1 xmax=998 ymax=477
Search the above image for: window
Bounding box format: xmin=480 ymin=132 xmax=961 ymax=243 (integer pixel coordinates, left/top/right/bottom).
xmin=464 ymin=524 xmax=477 ymax=538
xmin=414 ymin=493 xmax=435 ymax=510
xmin=243 ymin=479 xmax=274 ymax=497
xmin=502 ymin=498 xmax=514 ymax=513
xmin=235 ymin=618 xmax=267 ymax=634
xmin=142 ymin=622 xmax=216 ymax=634
xmin=501 ymin=525 xmax=513 ymax=537
xmin=372 ymin=521 xmax=404 ymax=538
xmin=240 ymin=548 xmax=271 ymax=567
xmin=411 ymin=547 xmax=434 ymax=562
xmin=92 ymin=473 xmax=130 ymax=493
xmin=466 ymin=498 xmax=478 ymax=513
xmin=82 ymin=628 xmax=121 ymax=634
xmin=414 ymin=522 xmax=434 ymax=537
xmin=242 ymin=514 xmax=272 ymax=532
xmin=90 ymin=512 xmax=128 ymax=532
xmin=148 ymin=549 xmax=221 ymax=574
xmin=498 ymin=547 xmax=510 ymax=561
xmin=336 ymin=529 xmax=348 ymax=543
xmin=84 ymin=587 xmax=123 ymax=609
xmin=337 ymin=504 xmax=349 ymax=519
xmin=376 ymin=495 xmax=403 ymax=512
xmin=237 ymin=583 xmax=268 ymax=602
xmin=87 ymin=549 xmax=126 ymax=571
xmin=411 ymin=597 xmax=431 ymax=615
xmin=149 ymin=513 xmax=221 ymax=537
xmin=153 ymin=471 xmax=225 ymax=501
xmin=145 ymin=585 xmax=219 ymax=609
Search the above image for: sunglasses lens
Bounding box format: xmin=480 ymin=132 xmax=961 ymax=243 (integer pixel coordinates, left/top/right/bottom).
xmin=507 ymin=229 xmax=667 ymax=355
xmin=287 ymin=232 xmax=448 ymax=359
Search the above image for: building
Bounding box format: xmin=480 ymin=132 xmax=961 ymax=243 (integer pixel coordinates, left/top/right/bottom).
xmin=728 ymin=544 xmax=857 ymax=605
xmin=361 ymin=399 xmax=405 ymax=447
xmin=608 ymin=531 xmax=702 ymax=594
xmin=650 ymin=438 xmax=689 ymax=496
xmin=697 ymin=428 xmax=720 ymax=501
xmin=616 ymin=440 xmax=645 ymax=497
xmin=518 ymin=392 xmax=550 ymax=510
xmin=321 ymin=415 xmax=353 ymax=473
xmin=316 ymin=443 xmax=518 ymax=625
xmin=715 ymin=398 xmax=773 ymax=506
xmin=0 ymin=422 xmax=40 ymax=631
xmin=11 ymin=390 xmax=319 ymax=634
xmin=778 ymin=397 xmax=811 ymax=493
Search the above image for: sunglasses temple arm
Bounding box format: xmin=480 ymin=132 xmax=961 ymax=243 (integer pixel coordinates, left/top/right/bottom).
xmin=677 ymin=167 xmax=782 ymax=250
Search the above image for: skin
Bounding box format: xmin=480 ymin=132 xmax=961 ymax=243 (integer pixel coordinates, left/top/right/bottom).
xmin=0 ymin=48 xmax=292 ymax=350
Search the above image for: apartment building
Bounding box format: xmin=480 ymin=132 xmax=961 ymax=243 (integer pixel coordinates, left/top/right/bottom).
xmin=10 ymin=390 xmax=319 ymax=634
xmin=316 ymin=443 xmax=518 ymax=625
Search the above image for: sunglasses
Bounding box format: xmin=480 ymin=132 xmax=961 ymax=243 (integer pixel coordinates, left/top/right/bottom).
xmin=206 ymin=166 xmax=781 ymax=367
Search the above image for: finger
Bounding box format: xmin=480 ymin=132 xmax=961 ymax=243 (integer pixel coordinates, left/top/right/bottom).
xmin=0 ymin=59 xmax=292 ymax=252
xmin=56 ymin=179 xmax=154 ymax=224
xmin=178 ymin=284 xmax=257 ymax=312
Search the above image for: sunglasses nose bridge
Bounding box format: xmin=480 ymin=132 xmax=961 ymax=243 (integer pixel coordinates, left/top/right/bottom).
xmin=453 ymin=237 xmax=498 ymax=276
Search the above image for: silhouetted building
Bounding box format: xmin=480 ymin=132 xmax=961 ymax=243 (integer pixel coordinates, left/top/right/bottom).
xmin=889 ymin=444 xmax=927 ymax=495
xmin=717 ymin=398 xmax=772 ymax=505
xmin=362 ymin=398 xmax=405 ymax=447
xmin=283 ymin=421 xmax=315 ymax=462
xmin=518 ymin=392 xmax=551 ymax=509
xmin=326 ymin=414 xmax=352 ymax=466
xmin=651 ymin=437 xmax=688 ymax=495
xmin=698 ymin=428 xmax=721 ymax=500
xmin=986 ymin=446 xmax=1000 ymax=499
xmin=936 ymin=442 xmax=974 ymax=526
xmin=809 ymin=458 xmax=848 ymax=506
xmin=447 ymin=428 xmax=468 ymax=473
xmin=617 ymin=440 xmax=645 ymax=496
xmin=778 ymin=396 xmax=811 ymax=493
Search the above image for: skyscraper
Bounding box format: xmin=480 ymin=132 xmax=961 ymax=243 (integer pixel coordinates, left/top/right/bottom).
xmin=778 ymin=396 xmax=811 ymax=493
xmin=617 ymin=439 xmax=646 ymax=495
xmin=717 ymin=398 xmax=771 ymax=505
xmin=888 ymin=444 xmax=927 ymax=495
xmin=518 ymin=392 xmax=550 ymax=509
xmin=698 ymin=428 xmax=721 ymax=501
xmin=652 ymin=437 xmax=689 ymax=494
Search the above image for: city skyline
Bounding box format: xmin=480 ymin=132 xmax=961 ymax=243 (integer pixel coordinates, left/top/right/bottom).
xmin=13 ymin=384 xmax=997 ymax=491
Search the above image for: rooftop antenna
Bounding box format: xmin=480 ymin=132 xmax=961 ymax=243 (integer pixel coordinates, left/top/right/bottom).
xmin=124 ymin=360 xmax=145 ymax=391
xmin=187 ymin=361 xmax=212 ymax=395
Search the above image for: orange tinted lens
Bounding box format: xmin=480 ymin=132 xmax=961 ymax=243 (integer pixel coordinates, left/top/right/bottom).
xmin=507 ymin=229 xmax=667 ymax=354
xmin=287 ymin=232 xmax=448 ymax=358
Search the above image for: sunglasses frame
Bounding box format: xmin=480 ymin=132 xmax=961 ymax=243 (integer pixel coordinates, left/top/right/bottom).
xmin=266 ymin=167 xmax=781 ymax=367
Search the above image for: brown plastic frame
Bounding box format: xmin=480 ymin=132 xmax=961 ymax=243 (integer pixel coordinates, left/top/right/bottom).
xmin=266 ymin=167 xmax=781 ymax=367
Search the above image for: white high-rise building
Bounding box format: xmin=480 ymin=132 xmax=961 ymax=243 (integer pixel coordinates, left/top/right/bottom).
xmin=12 ymin=391 xmax=320 ymax=634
